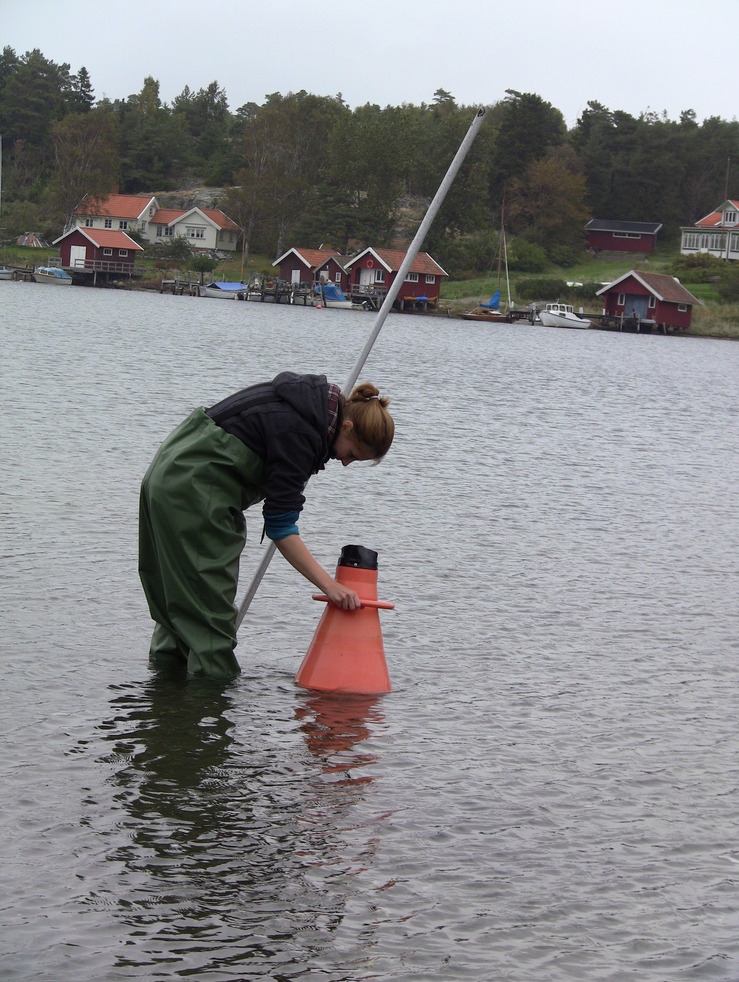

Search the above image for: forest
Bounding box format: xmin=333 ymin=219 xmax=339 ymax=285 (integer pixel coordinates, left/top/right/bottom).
xmin=1 ymin=45 xmax=738 ymax=278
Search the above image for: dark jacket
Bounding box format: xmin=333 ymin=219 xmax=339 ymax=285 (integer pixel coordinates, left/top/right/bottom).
xmin=206 ymin=372 xmax=340 ymax=519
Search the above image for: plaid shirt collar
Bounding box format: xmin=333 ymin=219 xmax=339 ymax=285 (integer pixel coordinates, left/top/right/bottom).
xmin=326 ymin=383 xmax=341 ymax=444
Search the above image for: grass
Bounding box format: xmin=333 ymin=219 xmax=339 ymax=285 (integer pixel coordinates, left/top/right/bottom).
xmin=3 ymin=243 xmax=738 ymax=339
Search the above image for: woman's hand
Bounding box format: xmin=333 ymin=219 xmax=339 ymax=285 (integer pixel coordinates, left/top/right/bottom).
xmin=323 ymin=580 xmax=361 ymax=610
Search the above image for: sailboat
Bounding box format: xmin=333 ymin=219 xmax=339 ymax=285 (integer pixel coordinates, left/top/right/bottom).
xmin=460 ymin=192 xmax=513 ymax=323
xmin=0 ymin=134 xmax=11 ymax=280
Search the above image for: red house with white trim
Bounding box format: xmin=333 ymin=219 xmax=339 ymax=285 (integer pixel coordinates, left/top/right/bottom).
xmin=53 ymin=227 xmax=144 ymax=282
xmin=596 ymin=270 xmax=700 ymax=332
xmin=344 ymin=247 xmax=448 ymax=311
xmin=585 ymin=219 xmax=662 ymax=254
xmin=273 ymin=247 xmax=349 ymax=290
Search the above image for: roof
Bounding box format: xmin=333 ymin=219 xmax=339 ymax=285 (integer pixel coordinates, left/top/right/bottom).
xmin=150 ymin=206 xmax=240 ymax=232
xmin=345 ymin=247 xmax=448 ymax=277
xmin=694 ymin=199 xmax=739 ymax=229
xmin=585 ymin=219 xmax=663 ymax=234
xmin=53 ymin=227 xmax=144 ymax=251
xmin=596 ymin=270 xmax=700 ymax=305
xmin=273 ymin=247 xmax=343 ymax=269
xmin=16 ymin=231 xmax=51 ymax=248
xmin=75 ymin=193 xmax=156 ymax=220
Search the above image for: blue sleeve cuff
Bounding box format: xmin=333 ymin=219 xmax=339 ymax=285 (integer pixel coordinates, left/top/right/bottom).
xmin=264 ymin=510 xmax=300 ymax=541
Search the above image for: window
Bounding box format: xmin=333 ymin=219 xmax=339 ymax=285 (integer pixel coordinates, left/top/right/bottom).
xmin=140 ymin=222 xmax=147 ymax=233
xmin=164 ymin=227 xmax=173 ymax=237
xmin=119 ymin=220 xmax=128 ymax=230
xmin=156 ymin=226 xmax=163 ymax=237
xmin=186 ymin=226 xmax=205 ymax=239
xmin=614 ymin=231 xmax=642 ymax=239
xmin=405 ymin=272 xmax=419 ymax=283
xmin=648 ymin=296 xmax=656 ymax=309
xmin=678 ymin=304 xmax=688 ymax=312
xmin=119 ymin=249 xmax=128 ymax=257
xmin=374 ymin=269 xmax=385 ymax=283
xmin=425 ymin=274 xmax=436 ymax=284
xmin=85 ymin=218 xmax=94 ymax=227
xmin=723 ymin=210 xmax=737 ymax=224
xmin=617 ymin=293 xmax=626 ymax=306
xmin=335 ymin=272 xmax=341 ymax=283
xmin=103 ymin=248 xmax=113 ymax=256
xmin=104 ymin=218 xmax=112 ymax=229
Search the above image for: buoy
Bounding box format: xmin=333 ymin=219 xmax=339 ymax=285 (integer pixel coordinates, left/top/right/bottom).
xmin=295 ymin=545 xmax=393 ymax=695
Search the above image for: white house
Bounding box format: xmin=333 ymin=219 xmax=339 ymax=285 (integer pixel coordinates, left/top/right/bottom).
xmin=74 ymin=193 xmax=158 ymax=236
xmin=73 ymin=193 xmax=241 ymax=253
xmin=680 ymin=199 xmax=739 ymax=262
xmin=149 ymin=206 xmax=240 ymax=252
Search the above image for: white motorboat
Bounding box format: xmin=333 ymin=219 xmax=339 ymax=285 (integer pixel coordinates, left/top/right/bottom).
xmin=0 ymin=267 xmax=12 ymax=281
xmin=539 ymin=302 xmax=591 ymax=329
xmin=201 ymin=281 xmax=247 ymax=299
xmin=313 ymin=282 xmax=353 ymax=309
xmin=33 ymin=266 xmax=73 ymax=286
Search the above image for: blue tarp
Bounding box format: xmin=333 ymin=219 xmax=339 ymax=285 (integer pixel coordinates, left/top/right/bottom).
xmin=480 ymin=289 xmax=501 ymax=310
xmin=37 ymin=266 xmax=72 ymax=280
xmin=314 ymin=283 xmax=348 ymax=301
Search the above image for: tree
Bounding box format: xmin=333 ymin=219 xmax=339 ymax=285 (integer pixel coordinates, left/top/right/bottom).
xmin=242 ymin=91 xmax=348 ymax=257
xmin=69 ymin=67 xmax=95 ymax=114
xmin=491 ymin=91 xmax=567 ymax=198
xmin=49 ymin=108 xmax=119 ymax=228
xmin=117 ymin=79 xmax=188 ymax=191
xmin=506 ymin=147 xmax=590 ymax=260
xmin=0 ymin=49 xmax=71 ymax=177
xmin=318 ymin=102 xmax=402 ymax=250
xmin=172 ymin=81 xmax=235 ymax=183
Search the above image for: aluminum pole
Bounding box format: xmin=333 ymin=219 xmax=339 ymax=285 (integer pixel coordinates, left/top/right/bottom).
xmin=235 ymin=106 xmax=488 ymax=630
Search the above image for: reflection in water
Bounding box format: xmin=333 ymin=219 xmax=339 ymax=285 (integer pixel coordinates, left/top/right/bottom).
xmin=94 ymin=672 xmax=389 ymax=977
xmin=296 ymin=693 xmax=384 ymax=785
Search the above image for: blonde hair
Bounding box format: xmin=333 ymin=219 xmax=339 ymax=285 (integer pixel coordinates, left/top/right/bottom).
xmin=342 ymin=382 xmax=394 ymax=459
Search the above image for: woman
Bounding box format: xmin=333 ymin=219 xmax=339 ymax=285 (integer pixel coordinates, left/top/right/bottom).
xmin=138 ymin=372 xmax=394 ymax=679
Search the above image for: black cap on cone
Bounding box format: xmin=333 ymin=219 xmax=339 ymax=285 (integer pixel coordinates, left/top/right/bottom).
xmin=338 ymin=544 xmax=378 ymax=570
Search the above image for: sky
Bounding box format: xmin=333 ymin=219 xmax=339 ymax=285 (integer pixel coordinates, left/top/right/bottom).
xmin=3 ymin=0 xmax=738 ymax=128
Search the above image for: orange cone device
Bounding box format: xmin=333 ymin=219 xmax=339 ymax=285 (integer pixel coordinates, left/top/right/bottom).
xmin=295 ymin=545 xmax=393 ymax=695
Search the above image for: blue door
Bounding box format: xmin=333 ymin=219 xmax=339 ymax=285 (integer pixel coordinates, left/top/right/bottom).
xmin=625 ymin=294 xmax=649 ymax=318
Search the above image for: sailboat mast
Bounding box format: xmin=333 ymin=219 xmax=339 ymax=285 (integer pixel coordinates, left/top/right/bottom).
xmin=497 ymin=182 xmax=506 ymax=288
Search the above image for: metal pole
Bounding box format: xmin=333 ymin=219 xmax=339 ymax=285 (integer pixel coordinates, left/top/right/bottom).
xmin=235 ymin=106 xmax=488 ymax=630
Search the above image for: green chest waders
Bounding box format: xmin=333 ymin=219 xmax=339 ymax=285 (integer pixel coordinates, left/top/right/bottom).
xmin=139 ymin=408 xmax=266 ymax=679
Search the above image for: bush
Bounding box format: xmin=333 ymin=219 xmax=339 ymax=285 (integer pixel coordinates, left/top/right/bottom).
xmin=547 ymin=243 xmax=582 ymax=266
xmin=150 ymin=236 xmax=193 ymax=262
xmin=515 ymin=276 xmax=568 ymax=300
xmin=673 ymin=252 xmax=726 ymax=282
xmin=716 ymin=267 xmax=739 ymax=302
xmin=507 ymin=240 xmax=547 ymax=273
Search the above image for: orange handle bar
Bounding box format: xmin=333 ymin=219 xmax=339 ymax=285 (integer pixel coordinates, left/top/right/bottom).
xmin=311 ymin=593 xmax=395 ymax=610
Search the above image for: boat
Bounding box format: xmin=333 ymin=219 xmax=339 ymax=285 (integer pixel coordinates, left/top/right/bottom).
xmin=201 ymin=281 xmax=247 ymax=299
xmin=538 ymin=303 xmax=591 ymax=329
xmin=0 ymin=267 xmax=12 ymax=281
xmin=313 ymin=282 xmax=353 ymax=309
xmin=460 ymin=188 xmax=514 ymax=323
xmin=33 ymin=266 xmax=73 ymax=286
xmin=459 ymin=289 xmax=512 ymax=322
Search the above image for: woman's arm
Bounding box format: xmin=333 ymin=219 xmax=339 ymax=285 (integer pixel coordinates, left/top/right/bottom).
xmin=274 ymin=535 xmax=361 ymax=610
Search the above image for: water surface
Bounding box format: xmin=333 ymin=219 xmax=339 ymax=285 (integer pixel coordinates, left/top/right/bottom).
xmin=1 ymin=284 xmax=738 ymax=980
